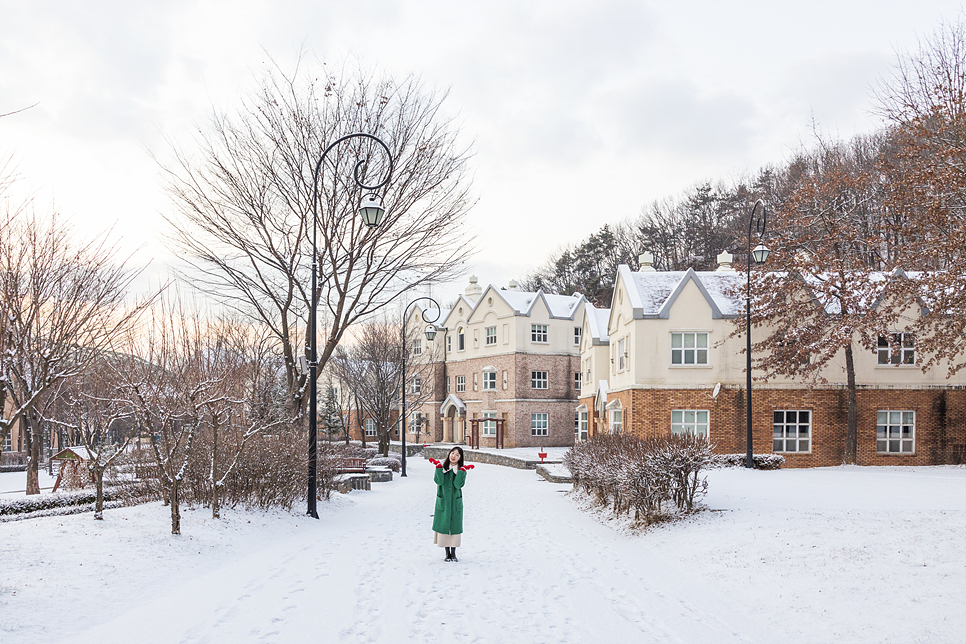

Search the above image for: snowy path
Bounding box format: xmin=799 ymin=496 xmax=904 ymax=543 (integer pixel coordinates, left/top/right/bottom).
xmin=1 ymin=457 xmax=754 ymax=644
xmin=3 ymin=461 xmax=964 ymax=643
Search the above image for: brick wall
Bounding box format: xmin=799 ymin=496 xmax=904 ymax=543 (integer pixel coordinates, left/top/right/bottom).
xmin=611 ymin=385 xmax=966 ymax=467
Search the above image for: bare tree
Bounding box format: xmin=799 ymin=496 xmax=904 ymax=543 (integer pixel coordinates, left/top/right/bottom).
xmin=876 ymin=16 xmax=966 ymax=374
xmin=0 ymin=208 xmax=151 ymax=495
xmin=162 ymin=58 xmax=475 ymax=420
xmin=738 ymin=136 xmax=915 ymax=463
xmin=42 ymin=357 xmax=138 ymax=519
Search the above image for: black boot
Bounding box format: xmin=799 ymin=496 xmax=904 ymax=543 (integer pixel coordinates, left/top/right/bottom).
xmin=444 ymin=547 xmax=453 ymax=562
xmin=450 ymin=548 xmax=458 ymax=562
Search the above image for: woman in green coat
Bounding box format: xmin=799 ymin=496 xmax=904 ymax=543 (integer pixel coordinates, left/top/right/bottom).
xmin=431 ymin=446 xmax=473 ymax=562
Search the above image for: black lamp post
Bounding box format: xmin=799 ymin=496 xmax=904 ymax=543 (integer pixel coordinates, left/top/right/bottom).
xmin=400 ymin=297 xmax=441 ymax=477
xmin=745 ymin=199 xmax=770 ymax=469
xmin=307 ymin=133 xmax=393 ymax=519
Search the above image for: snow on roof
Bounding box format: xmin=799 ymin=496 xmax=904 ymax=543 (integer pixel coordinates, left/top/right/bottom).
xmin=485 ymin=286 xmax=584 ymax=319
xmin=583 ymin=302 xmax=611 ymax=343
xmin=52 ymin=446 xmax=93 ymax=460
xmin=621 ymin=265 xmax=919 ymax=319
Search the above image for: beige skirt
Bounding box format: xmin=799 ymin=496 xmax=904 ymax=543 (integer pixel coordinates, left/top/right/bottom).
xmin=434 ymin=531 xmax=462 ymax=547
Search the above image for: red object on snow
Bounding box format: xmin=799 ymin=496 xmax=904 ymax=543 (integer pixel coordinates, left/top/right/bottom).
xmin=538 ymin=451 xmax=547 ymax=463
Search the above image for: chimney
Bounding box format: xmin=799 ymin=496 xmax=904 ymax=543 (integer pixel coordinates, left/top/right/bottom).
xmin=638 ymin=251 xmax=657 ymax=272
xmin=464 ymin=275 xmax=483 ymax=302
xmin=508 ymin=279 xmax=519 ymax=291
xmin=715 ymin=250 xmax=735 ymax=272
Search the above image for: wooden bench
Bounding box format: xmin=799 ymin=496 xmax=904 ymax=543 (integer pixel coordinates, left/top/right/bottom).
xmin=333 ymin=456 xmax=367 ymax=474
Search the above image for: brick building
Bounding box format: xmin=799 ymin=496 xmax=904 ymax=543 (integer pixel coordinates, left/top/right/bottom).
xmin=580 ymin=251 xmax=966 ymax=467
xmin=408 ymin=276 xmax=585 ymax=448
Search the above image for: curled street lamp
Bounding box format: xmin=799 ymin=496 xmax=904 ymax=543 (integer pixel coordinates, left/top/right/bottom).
xmin=400 ymin=296 xmax=442 ymax=477
xmin=746 ymin=199 xmax=770 ymax=470
xmin=307 ymin=133 xmax=393 ymax=519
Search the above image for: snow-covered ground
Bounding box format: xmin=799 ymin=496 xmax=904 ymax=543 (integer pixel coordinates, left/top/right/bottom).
xmin=0 ymin=470 xmax=56 ymax=497
xmin=1 ymin=460 xmax=964 ymax=643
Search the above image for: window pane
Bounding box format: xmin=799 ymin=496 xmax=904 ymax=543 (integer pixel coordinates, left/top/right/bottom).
xmin=786 ymin=441 xmax=797 ymax=452
xmin=799 ymin=411 xmax=810 ymax=423
xmin=901 ymin=425 xmax=912 ymax=438
xmin=786 ymin=426 xmax=797 ymax=438
xmin=902 ymin=441 xmax=913 ymax=453
xmin=684 ymin=349 xmax=695 ymax=364
xmin=671 ymin=350 xmax=682 ymax=365
xmin=671 ymin=333 xmax=683 ymax=348
xmin=696 ymin=349 xmax=708 ymax=364
xmin=798 ymin=425 xmax=809 ymax=437
xmin=697 ymin=333 xmax=708 ymax=349
xmin=773 ymin=425 xmax=783 ymax=438
xmin=877 ymin=440 xmax=887 ymax=452
xmin=877 ymin=424 xmax=887 ymax=438
xmin=877 ymin=411 xmax=887 ymax=424
xmin=889 ymin=411 xmax=901 ymax=424
xmin=774 ymin=439 xmax=783 ymax=451
xmin=684 ymin=410 xmax=695 ymax=423
xmin=786 ymin=411 xmax=797 ymax=423
xmin=902 ymin=411 xmax=914 ymax=425
xmin=684 ymin=334 xmax=695 ymax=348
xmin=774 ymin=411 xmax=784 ymax=423
xmin=672 ymin=410 xmax=683 ymax=424
xmin=889 ymin=440 xmax=900 ymax=452
xmin=697 ymin=411 xmax=708 ymax=424
xmin=799 ymin=440 xmax=809 ymax=451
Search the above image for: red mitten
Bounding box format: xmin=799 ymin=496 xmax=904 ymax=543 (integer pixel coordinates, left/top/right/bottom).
xmin=459 ymin=464 xmax=475 ymax=471
xmin=429 ymin=458 xmax=443 ymax=468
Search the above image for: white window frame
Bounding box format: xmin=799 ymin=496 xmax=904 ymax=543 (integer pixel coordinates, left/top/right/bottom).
xmin=485 ymin=326 xmax=497 ymax=346
xmin=772 ymin=410 xmax=811 ymax=453
xmin=531 ymin=370 xmax=548 ymax=389
xmin=456 ymin=375 xmax=465 ymax=393
xmin=877 ymin=410 xmax=915 ymax=454
xmin=671 ymin=409 xmax=709 ymax=437
xmin=411 ymin=375 xmax=421 ymax=394
xmin=574 ymin=326 xmax=582 ymax=346
xmin=482 ymin=371 xmax=497 ymax=390
xmin=457 ymin=327 xmax=465 ymax=351
xmin=671 ymin=332 xmax=709 ymax=366
xmin=531 ymin=412 xmax=549 ymax=437
xmin=609 ymin=408 xmax=622 ymax=435
xmin=877 ymin=333 xmax=915 ymax=366
xmin=413 ymin=338 xmax=422 ymax=356
xmin=2 ymin=432 xmax=11 ymax=451
xmin=447 ymin=335 xmax=452 ymax=352
xmin=574 ymin=371 xmax=581 ymax=391
xmin=482 ymin=411 xmax=497 ymax=436
xmin=617 ymin=337 xmax=627 ymax=371
xmin=531 ymin=324 xmax=548 ymax=343
xmin=365 ymin=418 xmax=376 ymax=437
xmin=577 ymin=410 xmax=588 ymax=442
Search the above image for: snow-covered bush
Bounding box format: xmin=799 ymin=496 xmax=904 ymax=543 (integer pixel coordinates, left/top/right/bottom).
xmin=0 ymin=481 xmax=155 ymax=519
xmin=714 ymin=454 xmax=785 ymax=470
xmin=367 ymin=455 xmax=401 ymax=472
xmin=565 ymin=433 xmax=714 ymax=525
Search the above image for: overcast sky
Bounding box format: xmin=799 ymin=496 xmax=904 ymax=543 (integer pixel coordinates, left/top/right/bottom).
xmin=1 ymin=0 xmax=964 ymax=302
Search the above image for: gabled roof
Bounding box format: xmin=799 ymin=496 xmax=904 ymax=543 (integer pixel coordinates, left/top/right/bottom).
xmin=439 ymin=393 xmax=466 ymax=417
xmin=582 ymin=302 xmax=610 ymax=344
xmin=618 ymin=265 xmax=743 ymax=320
xmin=617 ymin=264 xmax=928 ymax=320
xmin=469 ymin=284 xmax=585 ymax=321
xmin=440 ymin=294 xmax=476 ymax=329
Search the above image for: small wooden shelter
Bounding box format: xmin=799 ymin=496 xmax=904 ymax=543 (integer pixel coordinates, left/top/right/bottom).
xmin=51 ymin=445 xmax=94 ymax=492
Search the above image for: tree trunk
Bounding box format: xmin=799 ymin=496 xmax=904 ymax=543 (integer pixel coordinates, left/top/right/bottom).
xmin=25 ymin=414 xmax=40 ymax=495
xmin=211 ymin=417 xmax=220 ymax=519
xmin=844 ymin=343 xmax=858 ymax=464
xmin=170 ymin=480 xmax=181 ymax=535
xmin=94 ymin=467 xmax=104 ymax=520
xmin=378 ymin=429 xmax=389 ymax=457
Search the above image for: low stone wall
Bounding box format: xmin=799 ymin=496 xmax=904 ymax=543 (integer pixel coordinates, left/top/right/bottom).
xmin=413 ymin=445 xmax=561 ymax=471
xmin=535 ymin=464 xmax=573 ymax=484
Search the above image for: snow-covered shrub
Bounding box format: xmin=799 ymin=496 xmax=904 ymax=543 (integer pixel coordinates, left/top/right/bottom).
xmin=714 ymin=454 xmax=785 ymax=470
xmin=565 ymin=433 xmax=714 ymax=525
xmin=367 ymin=455 xmax=401 ymax=472
xmin=0 ymin=481 xmax=155 ymax=519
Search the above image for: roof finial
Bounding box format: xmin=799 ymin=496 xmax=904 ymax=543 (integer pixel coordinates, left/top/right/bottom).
xmin=715 ymin=250 xmax=735 ymax=272
xmin=639 ymin=251 xmax=656 ymax=272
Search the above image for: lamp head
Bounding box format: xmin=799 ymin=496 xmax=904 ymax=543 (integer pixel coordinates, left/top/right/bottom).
xmin=752 ymin=243 xmax=770 ymax=265
xmin=358 ymin=194 xmax=385 ymax=228
xmin=424 ymin=324 xmax=437 ymax=341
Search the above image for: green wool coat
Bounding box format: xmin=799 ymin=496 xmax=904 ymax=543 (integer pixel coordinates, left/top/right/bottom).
xmin=432 ymin=467 xmax=466 ymax=535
